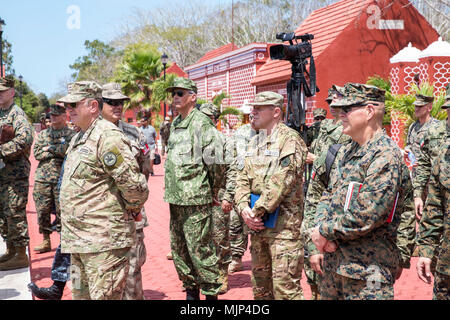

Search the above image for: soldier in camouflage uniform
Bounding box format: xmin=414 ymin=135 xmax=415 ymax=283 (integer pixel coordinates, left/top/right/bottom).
xmin=404 ymin=94 xmax=441 ymax=221
xmin=32 ymin=104 xmax=75 ymax=254
xmin=416 ymin=97 xmax=450 ymax=300
xmin=199 ymin=102 xmax=232 ymax=294
xmin=311 ymin=83 xmax=405 ymax=300
xmin=160 ymin=116 xmax=171 ymax=157
xmin=101 ymin=82 xmax=150 ymax=300
xmin=0 ymin=76 xmax=34 ymax=271
xmin=306 ymin=108 xmax=327 ymax=149
xmin=164 ymin=78 xmax=224 ymax=300
xmin=225 ymin=123 xmax=256 ymax=274
xmin=235 ymin=91 xmax=307 ymax=300
xmin=302 ymin=86 xmax=351 ymax=299
xmin=59 ymin=81 xmax=149 ymax=300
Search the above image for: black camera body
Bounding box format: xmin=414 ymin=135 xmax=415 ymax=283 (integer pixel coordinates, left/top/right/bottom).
xmin=269 ymin=33 xmax=314 ymax=62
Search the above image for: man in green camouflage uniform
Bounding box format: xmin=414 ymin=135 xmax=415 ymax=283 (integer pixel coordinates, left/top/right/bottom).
xmin=101 ymin=82 xmax=150 ymax=300
xmin=311 ymin=83 xmax=405 ymax=300
xmin=199 ymin=102 xmax=232 ymax=294
xmin=306 ymin=108 xmax=327 ymax=149
xmin=33 ymin=104 xmax=75 ymax=254
xmin=59 ymin=81 xmax=149 ymax=300
xmin=0 ymin=76 xmax=34 ymax=271
xmin=302 ymin=86 xmax=351 ymax=299
xmin=235 ymin=91 xmax=307 ymax=300
xmin=405 ymin=94 xmax=441 ymax=221
xmin=416 ymin=96 xmax=450 ymax=300
xmin=225 ymin=122 xmax=256 ymax=274
xmin=164 ymin=78 xmax=224 ymax=300
xmin=160 ymin=116 xmax=171 ymax=157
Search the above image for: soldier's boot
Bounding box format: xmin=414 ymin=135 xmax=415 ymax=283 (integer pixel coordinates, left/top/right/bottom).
xmin=34 ymin=234 xmax=51 ymax=254
xmin=166 ymin=251 xmax=173 ymax=260
xmin=310 ymin=284 xmax=321 ymax=300
xmin=228 ymin=256 xmax=242 ymax=274
xmin=186 ymin=288 xmax=200 ymax=300
xmin=219 ymin=274 xmax=229 ymax=295
xmin=28 ymin=281 xmax=65 ymax=300
xmin=205 ymin=295 xmax=218 ymax=300
xmin=0 ymin=246 xmax=29 ymax=271
xmin=0 ymin=242 xmax=16 ymax=263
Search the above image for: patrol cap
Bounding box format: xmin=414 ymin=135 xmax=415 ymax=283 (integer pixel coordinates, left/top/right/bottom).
xmin=102 ymin=82 xmax=129 ymax=100
xmin=331 ymin=83 xmax=385 ymax=108
xmin=49 ymin=104 xmax=66 ymax=116
xmin=325 ymin=85 xmax=345 ymax=103
xmin=58 ymin=81 xmax=103 ymax=103
xmin=166 ymin=77 xmax=198 ymax=94
xmin=248 ymin=91 xmax=284 ymax=108
xmin=313 ymin=108 xmax=327 ymax=119
xmin=413 ymin=94 xmax=434 ymax=106
xmin=0 ymin=76 xmax=15 ymax=91
xmin=199 ymin=103 xmax=221 ymax=119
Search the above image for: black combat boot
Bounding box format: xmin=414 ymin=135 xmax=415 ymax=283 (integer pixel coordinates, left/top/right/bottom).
xmin=205 ymin=295 xmax=218 ymax=300
xmin=28 ymin=281 xmax=65 ymax=300
xmin=186 ymin=288 xmax=200 ymax=300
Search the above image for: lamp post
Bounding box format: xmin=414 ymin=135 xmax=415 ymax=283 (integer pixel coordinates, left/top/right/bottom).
xmin=18 ymin=75 xmax=23 ymax=108
xmin=161 ymin=53 xmax=169 ymax=118
xmin=0 ymin=18 xmax=5 ymax=78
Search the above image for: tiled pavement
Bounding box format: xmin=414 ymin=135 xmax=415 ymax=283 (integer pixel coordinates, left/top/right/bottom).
xmin=1 ymin=150 xmax=434 ymax=300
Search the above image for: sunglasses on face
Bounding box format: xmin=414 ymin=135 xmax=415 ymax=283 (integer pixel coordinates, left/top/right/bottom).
xmin=171 ymin=90 xmax=188 ymax=98
xmin=341 ymin=105 xmax=363 ymax=114
xmin=103 ymin=99 xmax=125 ymax=107
xmin=65 ymin=103 xmax=77 ymax=109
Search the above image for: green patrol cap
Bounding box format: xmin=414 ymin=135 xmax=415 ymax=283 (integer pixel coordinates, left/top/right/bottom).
xmin=313 ymin=108 xmax=327 ymax=119
xmin=413 ymin=94 xmax=434 ymax=106
xmin=0 ymin=76 xmax=15 ymax=91
xmin=49 ymin=104 xmax=66 ymax=116
xmin=166 ymin=77 xmax=198 ymax=94
xmin=331 ymin=83 xmax=385 ymax=108
xmin=58 ymin=81 xmax=103 ymax=103
xmin=248 ymin=91 xmax=283 ymax=108
xmin=326 ymin=85 xmax=345 ymax=103
xmin=102 ymin=82 xmax=129 ymax=100
xmin=200 ymin=103 xmax=221 ymax=119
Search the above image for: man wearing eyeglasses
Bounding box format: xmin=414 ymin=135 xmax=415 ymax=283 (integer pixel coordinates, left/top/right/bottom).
xmin=234 ymin=91 xmax=307 ymax=300
xmin=164 ymin=77 xmax=224 ymax=300
xmin=310 ymin=83 xmax=406 ymax=300
xmin=101 ymin=82 xmax=150 ymax=300
xmin=58 ymin=81 xmax=149 ymax=300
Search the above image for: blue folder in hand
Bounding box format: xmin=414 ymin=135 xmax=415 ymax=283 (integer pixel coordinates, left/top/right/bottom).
xmin=250 ymin=193 xmax=280 ymax=229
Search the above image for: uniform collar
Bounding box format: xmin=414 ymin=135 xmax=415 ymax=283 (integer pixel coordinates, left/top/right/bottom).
xmin=173 ymin=108 xmax=197 ymax=129
xmin=73 ymin=117 xmax=100 ymax=147
xmin=346 ymin=130 xmax=385 ymax=160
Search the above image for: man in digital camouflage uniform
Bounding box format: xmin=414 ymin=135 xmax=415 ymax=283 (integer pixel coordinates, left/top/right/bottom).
xmin=164 ymin=78 xmax=224 ymax=300
xmin=416 ymin=94 xmax=450 ymax=300
xmin=306 ymin=107 xmax=327 ymax=150
xmin=234 ymin=91 xmax=307 ymax=300
xmin=301 ymin=86 xmax=351 ymax=299
xmin=101 ymin=82 xmax=150 ymax=300
xmin=32 ymin=104 xmax=75 ymax=254
xmin=0 ymin=76 xmax=34 ymax=271
xmin=59 ymin=81 xmax=149 ymax=300
xmin=160 ymin=116 xmax=171 ymax=157
xmin=311 ymin=83 xmax=406 ymax=300
xmin=405 ymin=93 xmax=441 ymax=222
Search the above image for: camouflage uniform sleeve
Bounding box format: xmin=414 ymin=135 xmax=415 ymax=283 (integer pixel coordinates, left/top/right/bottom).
xmin=98 ymin=131 xmax=149 ymax=214
xmin=222 ymin=136 xmax=237 ymax=204
xmin=416 ymin=159 xmax=444 ymax=259
xmin=33 ymin=131 xmax=53 ymax=161
xmin=319 ymin=153 xmax=400 ymax=241
xmin=396 ymin=165 xmax=416 ymax=268
xmin=234 ymin=155 xmax=251 ymax=214
xmin=252 ymin=136 xmax=305 ymax=218
xmin=412 ymin=133 xmax=431 ymax=198
xmin=1 ymin=111 xmax=33 ymax=159
xmin=48 ymin=130 xmax=75 ymax=158
xmin=203 ymin=123 xmax=226 ymax=199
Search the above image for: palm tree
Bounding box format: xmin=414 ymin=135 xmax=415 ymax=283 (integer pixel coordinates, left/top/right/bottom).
xmin=114 ymin=43 xmax=163 ymax=110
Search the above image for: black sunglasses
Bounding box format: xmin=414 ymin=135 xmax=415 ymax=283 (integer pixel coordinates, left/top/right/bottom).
xmin=341 ymin=105 xmax=364 ymax=114
xmin=171 ymin=90 xmax=188 ymax=98
xmin=103 ymin=98 xmax=125 ymax=107
xmin=64 ymin=103 xmax=77 ymax=109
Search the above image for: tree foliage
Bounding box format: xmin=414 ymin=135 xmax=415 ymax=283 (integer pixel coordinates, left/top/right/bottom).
xmin=1 ymin=38 xmax=14 ymax=75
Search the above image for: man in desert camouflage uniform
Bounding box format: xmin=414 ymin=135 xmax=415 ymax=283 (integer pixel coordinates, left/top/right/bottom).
xmin=234 ymin=91 xmax=307 ymax=300
xmin=311 ymin=83 xmax=405 ymax=300
xmin=404 ymin=94 xmax=441 ymax=221
xmin=101 ymin=82 xmax=150 ymax=300
xmin=301 ymin=86 xmax=351 ymax=299
xmin=59 ymin=81 xmax=149 ymax=300
xmin=416 ymin=94 xmax=450 ymax=300
xmin=32 ymin=104 xmax=75 ymax=254
xmin=0 ymin=76 xmax=34 ymax=271
xmin=199 ymin=102 xmax=232 ymax=294
xmin=164 ymin=78 xmax=224 ymax=300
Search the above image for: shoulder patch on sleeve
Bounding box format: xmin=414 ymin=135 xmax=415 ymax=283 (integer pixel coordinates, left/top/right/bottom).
xmin=102 ymin=146 xmax=124 ymax=168
xmin=280 ymin=156 xmax=291 ymax=168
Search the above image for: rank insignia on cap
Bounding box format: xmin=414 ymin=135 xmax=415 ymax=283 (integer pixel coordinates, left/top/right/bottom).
xmin=103 ymin=152 xmax=117 ymax=167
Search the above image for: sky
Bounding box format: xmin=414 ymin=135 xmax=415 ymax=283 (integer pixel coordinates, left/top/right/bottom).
xmin=1 ymin=0 xmax=226 ymax=97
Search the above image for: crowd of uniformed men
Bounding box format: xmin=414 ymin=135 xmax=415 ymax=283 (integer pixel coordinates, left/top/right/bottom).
xmin=0 ymin=74 xmax=448 ymax=300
